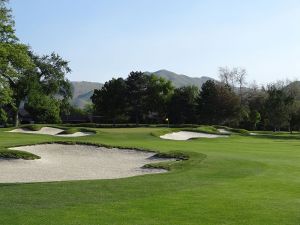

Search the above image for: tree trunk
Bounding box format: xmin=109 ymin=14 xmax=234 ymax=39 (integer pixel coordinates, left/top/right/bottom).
xmin=14 ymin=101 xmax=21 ymax=127
xmin=14 ymin=109 xmax=19 ymax=127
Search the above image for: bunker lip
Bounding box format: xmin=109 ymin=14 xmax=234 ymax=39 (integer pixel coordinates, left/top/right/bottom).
xmin=160 ymin=131 xmax=228 ymax=141
xmin=8 ymin=127 xmax=93 ymax=137
xmin=217 ymin=129 xmax=232 ymax=134
xmin=0 ymin=144 xmax=172 ymax=183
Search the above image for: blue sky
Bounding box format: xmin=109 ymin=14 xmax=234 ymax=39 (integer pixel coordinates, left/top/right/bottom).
xmin=10 ymin=0 xmax=300 ymax=84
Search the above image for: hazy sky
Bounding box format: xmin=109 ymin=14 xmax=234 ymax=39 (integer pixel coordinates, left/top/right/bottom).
xmin=10 ymin=0 xmax=300 ymax=84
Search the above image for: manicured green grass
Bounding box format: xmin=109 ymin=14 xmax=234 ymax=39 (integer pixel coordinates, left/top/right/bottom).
xmin=0 ymin=127 xmax=299 ymax=225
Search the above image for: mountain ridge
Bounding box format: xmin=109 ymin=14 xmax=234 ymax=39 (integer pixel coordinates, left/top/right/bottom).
xmin=71 ymin=70 xmax=215 ymax=108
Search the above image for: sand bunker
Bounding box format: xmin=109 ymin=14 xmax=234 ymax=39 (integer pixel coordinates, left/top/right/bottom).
xmin=0 ymin=144 xmax=170 ymax=183
xmin=218 ymin=129 xmax=231 ymax=134
xmin=160 ymin=131 xmax=227 ymax=141
xmin=9 ymin=127 xmax=92 ymax=137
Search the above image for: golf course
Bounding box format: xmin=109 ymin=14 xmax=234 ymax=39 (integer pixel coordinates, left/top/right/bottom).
xmin=0 ymin=126 xmax=299 ymax=225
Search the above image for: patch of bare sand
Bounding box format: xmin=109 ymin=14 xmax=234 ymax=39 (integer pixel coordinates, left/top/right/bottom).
xmin=160 ymin=131 xmax=228 ymax=141
xmin=8 ymin=127 xmax=92 ymax=137
xmin=0 ymin=144 xmax=170 ymax=183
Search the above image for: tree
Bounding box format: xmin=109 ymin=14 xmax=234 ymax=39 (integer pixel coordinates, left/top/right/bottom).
xmin=290 ymin=106 xmax=300 ymax=132
xmin=0 ymin=83 xmax=12 ymax=125
xmin=219 ymin=66 xmax=247 ymax=101
xmin=144 ymin=74 xmax=174 ymax=122
xmin=0 ymin=1 xmax=72 ymax=125
xmin=197 ymin=80 xmax=240 ymax=125
xmin=168 ymin=86 xmax=198 ymax=124
xmin=25 ymin=89 xmax=61 ymax=124
xmin=265 ymin=84 xmax=294 ymax=131
xmin=0 ymin=0 xmax=34 ymax=125
xmin=125 ymin=71 xmax=149 ymax=124
xmin=12 ymin=52 xmax=72 ymax=124
xmin=91 ymin=78 xmax=127 ymax=124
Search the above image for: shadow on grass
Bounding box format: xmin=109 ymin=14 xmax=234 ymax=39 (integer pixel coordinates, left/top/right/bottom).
xmin=250 ymin=133 xmax=300 ymax=141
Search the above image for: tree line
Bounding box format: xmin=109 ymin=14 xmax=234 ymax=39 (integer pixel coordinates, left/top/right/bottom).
xmin=91 ymin=70 xmax=300 ymax=132
xmin=1 ymin=0 xmax=300 ymax=131
xmin=0 ymin=0 xmax=71 ymax=126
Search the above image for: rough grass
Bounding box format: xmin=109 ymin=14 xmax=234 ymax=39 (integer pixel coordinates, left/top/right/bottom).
xmin=0 ymin=149 xmax=40 ymax=160
xmin=0 ymin=127 xmax=299 ymax=225
xmin=183 ymin=125 xmax=225 ymax=135
xmin=57 ymin=127 xmax=95 ymax=135
xmin=214 ymin=125 xmax=250 ymax=135
xmin=20 ymin=124 xmax=42 ymax=131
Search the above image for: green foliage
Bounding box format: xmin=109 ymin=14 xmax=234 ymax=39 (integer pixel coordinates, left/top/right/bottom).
xmin=0 ymin=108 xmax=7 ymax=124
xmin=92 ymin=77 xmax=128 ymax=123
xmin=168 ymin=85 xmax=198 ymax=124
xmin=25 ymin=90 xmax=61 ymax=124
xmin=265 ymin=84 xmax=294 ymax=131
xmin=125 ymin=71 xmax=150 ymax=124
xmin=197 ymin=80 xmax=240 ymax=125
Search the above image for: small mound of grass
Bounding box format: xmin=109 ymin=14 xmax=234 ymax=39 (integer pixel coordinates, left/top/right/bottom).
xmin=143 ymin=162 xmax=172 ymax=170
xmin=20 ymin=124 xmax=42 ymax=131
xmin=58 ymin=128 xmax=79 ymax=135
xmin=0 ymin=149 xmax=40 ymax=160
xmin=58 ymin=128 xmax=95 ymax=135
xmin=183 ymin=125 xmax=225 ymax=135
xmin=153 ymin=151 xmax=189 ymax=161
xmin=214 ymin=125 xmax=250 ymax=135
xmin=150 ymin=128 xmax=178 ymax=138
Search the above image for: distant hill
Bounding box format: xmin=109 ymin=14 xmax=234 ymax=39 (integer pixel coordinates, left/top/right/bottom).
xmin=145 ymin=69 xmax=214 ymax=89
xmin=71 ymin=70 xmax=214 ymax=108
xmin=71 ymin=81 xmax=103 ymax=108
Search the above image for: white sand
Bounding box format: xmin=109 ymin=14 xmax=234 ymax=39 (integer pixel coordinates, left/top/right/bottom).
xmin=160 ymin=131 xmax=227 ymax=141
xmin=0 ymin=144 xmax=170 ymax=183
xmin=218 ymin=129 xmax=231 ymax=134
xmin=8 ymin=127 xmax=93 ymax=137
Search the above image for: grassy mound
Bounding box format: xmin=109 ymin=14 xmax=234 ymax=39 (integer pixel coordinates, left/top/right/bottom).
xmin=183 ymin=125 xmax=226 ymax=135
xmin=0 ymin=149 xmax=40 ymax=160
xmin=57 ymin=128 xmax=95 ymax=135
xmin=20 ymin=124 xmax=42 ymax=131
xmin=214 ymin=125 xmax=250 ymax=135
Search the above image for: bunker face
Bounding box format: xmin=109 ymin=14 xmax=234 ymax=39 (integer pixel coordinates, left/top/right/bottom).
xmin=0 ymin=144 xmax=169 ymax=183
xmin=217 ymin=129 xmax=231 ymax=134
xmin=9 ymin=127 xmax=92 ymax=137
xmin=160 ymin=131 xmax=227 ymax=141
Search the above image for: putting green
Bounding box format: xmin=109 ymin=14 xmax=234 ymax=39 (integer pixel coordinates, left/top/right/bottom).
xmin=0 ymin=127 xmax=299 ymax=225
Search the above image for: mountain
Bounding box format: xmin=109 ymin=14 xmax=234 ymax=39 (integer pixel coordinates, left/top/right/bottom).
xmin=145 ymin=69 xmax=214 ymax=89
xmin=71 ymin=70 xmax=214 ymax=108
xmin=71 ymin=81 xmax=103 ymax=108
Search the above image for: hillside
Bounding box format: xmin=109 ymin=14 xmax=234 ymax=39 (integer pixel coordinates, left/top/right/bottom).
xmin=145 ymin=69 xmax=213 ymax=88
xmin=71 ymin=81 xmax=103 ymax=108
xmin=71 ymin=70 xmax=214 ymax=108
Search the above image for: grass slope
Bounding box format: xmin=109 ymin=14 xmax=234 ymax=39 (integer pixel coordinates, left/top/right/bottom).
xmin=0 ymin=149 xmax=40 ymax=160
xmin=0 ymin=127 xmax=299 ymax=225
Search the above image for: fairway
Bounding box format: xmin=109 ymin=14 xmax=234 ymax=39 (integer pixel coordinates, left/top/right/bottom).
xmin=0 ymin=127 xmax=299 ymax=225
